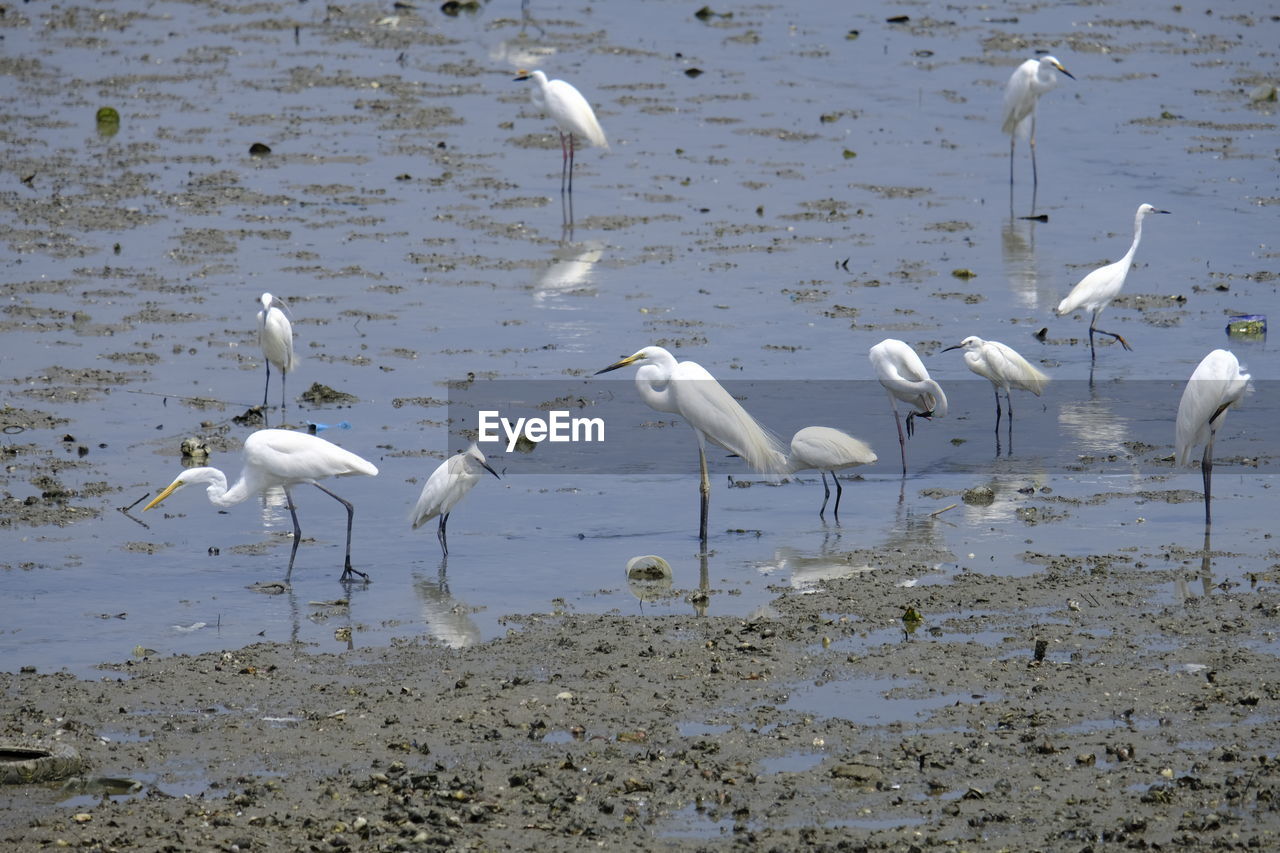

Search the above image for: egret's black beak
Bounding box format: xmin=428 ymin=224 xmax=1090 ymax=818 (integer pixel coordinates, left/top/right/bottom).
xmin=1154 ymin=209 xmax=1172 ymax=215
xmin=482 ymin=461 xmax=500 ymax=480
xmin=1059 ymin=68 xmax=1076 ymax=81
xmin=514 ymin=71 xmax=531 ymax=82
xmin=941 ymin=344 xmax=962 ymax=353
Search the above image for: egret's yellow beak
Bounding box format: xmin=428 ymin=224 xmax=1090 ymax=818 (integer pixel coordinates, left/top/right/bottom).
xmin=595 ymin=352 xmax=642 ymax=375
xmin=143 ymin=479 xmax=183 ymax=511
xmin=514 ymin=70 xmax=531 ymax=81
xmin=1054 ymin=61 xmax=1075 ymax=80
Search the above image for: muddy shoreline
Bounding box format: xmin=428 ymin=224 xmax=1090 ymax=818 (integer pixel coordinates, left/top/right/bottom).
xmin=4 ymin=548 xmax=1278 ymax=850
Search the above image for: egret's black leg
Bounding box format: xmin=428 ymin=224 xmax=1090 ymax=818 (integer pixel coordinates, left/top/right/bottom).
xmin=313 ymin=482 xmax=367 ymax=581
xmin=283 ymin=485 xmax=302 ymax=583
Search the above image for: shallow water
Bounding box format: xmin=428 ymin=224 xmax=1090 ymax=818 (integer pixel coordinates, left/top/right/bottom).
xmin=1 ymin=0 xmax=1276 ymax=680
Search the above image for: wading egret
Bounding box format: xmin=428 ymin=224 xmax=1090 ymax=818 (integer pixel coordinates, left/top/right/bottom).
xmin=515 ymin=69 xmax=608 ymax=196
xmin=144 ymin=429 xmax=378 ymax=582
xmin=1175 ymin=349 xmax=1250 ymax=526
xmin=1002 ymin=55 xmax=1074 ymax=187
xmin=410 ymin=443 xmax=500 ymax=557
xmin=942 ymin=336 xmax=1049 ymax=429
xmin=1056 ymin=203 xmax=1170 ymax=361
xmin=869 ymin=339 xmax=947 ymax=477
xmin=595 ymin=346 xmax=787 ymax=548
xmin=784 ymin=426 xmax=877 ymax=519
xmin=257 ymin=292 xmax=295 ymax=411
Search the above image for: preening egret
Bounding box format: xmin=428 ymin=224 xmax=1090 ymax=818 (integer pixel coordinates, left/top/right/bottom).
xmin=410 ymin=443 xmax=500 ymax=557
xmin=869 ymin=339 xmax=947 ymax=477
xmin=1056 ymin=203 xmax=1170 ymax=361
xmin=1175 ymin=349 xmax=1250 ymax=526
xmin=144 ymin=428 xmax=378 ymax=581
xmin=1002 ymin=55 xmax=1074 ymax=188
xmin=595 ymin=346 xmax=787 ymax=548
xmin=784 ymin=426 xmax=877 ymax=519
xmin=942 ymin=336 xmax=1049 ymax=429
xmin=515 ymin=69 xmax=608 ymax=196
xmin=257 ymin=292 xmax=295 ymax=411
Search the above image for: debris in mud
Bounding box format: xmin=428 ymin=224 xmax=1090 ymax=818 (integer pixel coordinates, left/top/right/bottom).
xmin=625 ymin=555 xmax=672 ymax=581
xmin=300 ymin=383 xmax=358 ymax=406
xmin=180 ymin=437 xmax=209 ymax=461
xmin=95 ymin=106 xmax=120 ymax=138
xmin=963 ymin=486 xmax=995 ymax=505
xmin=232 ymin=407 xmax=266 ymax=427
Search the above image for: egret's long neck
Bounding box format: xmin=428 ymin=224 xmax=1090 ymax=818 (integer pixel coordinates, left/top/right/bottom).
xmin=206 ymin=469 xmax=254 ymax=507
xmin=1123 ymin=211 xmax=1147 ymax=265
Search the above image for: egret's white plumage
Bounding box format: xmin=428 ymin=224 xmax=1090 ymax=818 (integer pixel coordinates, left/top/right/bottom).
xmin=257 ymin=292 xmax=295 ymax=410
xmin=1175 ymin=349 xmax=1250 ymax=525
xmin=869 ymin=339 xmax=947 ymax=477
xmin=943 ymin=336 xmax=1049 ymax=427
xmin=410 ymin=443 xmax=500 ymax=556
xmin=1002 ymin=55 xmax=1074 ymax=187
xmin=515 ymin=69 xmax=607 ymax=195
xmin=144 ymin=428 xmax=378 ymax=581
xmin=595 ymin=345 xmax=787 ymax=545
xmin=785 ymin=426 xmax=877 ymax=518
xmin=1056 ymin=203 xmax=1170 ymax=360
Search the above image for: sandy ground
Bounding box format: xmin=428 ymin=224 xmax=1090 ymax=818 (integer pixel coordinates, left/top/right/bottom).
xmin=4 ymin=542 xmax=1279 ymax=850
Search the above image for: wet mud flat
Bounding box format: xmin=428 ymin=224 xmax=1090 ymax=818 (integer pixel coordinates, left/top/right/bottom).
xmin=3 ymin=549 xmax=1278 ymax=851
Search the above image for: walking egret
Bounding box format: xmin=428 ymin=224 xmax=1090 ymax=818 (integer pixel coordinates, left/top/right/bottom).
xmin=869 ymin=339 xmax=947 ymax=477
xmin=784 ymin=426 xmax=877 ymax=519
xmin=144 ymin=429 xmax=378 ymax=581
xmin=410 ymin=443 xmax=500 ymax=557
xmin=1056 ymin=203 xmax=1170 ymax=361
xmin=942 ymin=336 xmax=1049 ymax=429
xmin=257 ymin=293 xmax=295 ymax=411
xmin=1175 ymin=349 xmax=1250 ymax=526
xmin=1002 ymin=55 xmax=1074 ymax=188
xmin=515 ymin=69 xmax=608 ymax=196
xmin=595 ymin=346 xmax=787 ymax=548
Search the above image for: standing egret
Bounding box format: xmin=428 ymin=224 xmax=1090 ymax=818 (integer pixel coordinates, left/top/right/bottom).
xmin=595 ymin=346 xmax=787 ymax=548
xmin=1002 ymin=55 xmax=1074 ymax=188
xmin=515 ymin=69 xmax=608 ymax=197
xmin=1056 ymin=203 xmax=1170 ymax=361
xmin=1175 ymin=349 xmax=1250 ymax=526
xmin=410 ymin=443 xmax=500 ymax=557
xmin=942 ymin=336 xmax=1049 ymax=430
xmin=784 ymin=426 xmax=877 ymax=519
xmin=869 ymin=339 xmax=947 ymax=477
xmin=257 ymin=293 xmax=295 ymax=412
xmin=144 ymin=429 xmax=378 ymax=582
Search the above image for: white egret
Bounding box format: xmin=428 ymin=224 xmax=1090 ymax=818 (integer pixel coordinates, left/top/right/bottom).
xmin=144 ymin=429 xmax=378 ymax=581
xmin=410 ymin=443 xmax=500 ymax=557
xmin=257 ymin=293 xmax=295 ymax=411
xmin=942 ymin=336 xmax=1049 ymax=429
xmin=595 ymin=346 xmax=787 ymax=547
xmin=1056 ymin=203 xmax=1170 ymax=361
xmin=1175 ymin=349 xmax=1250 ymax=526
xmin=1002 ymin=55 xmax=1074 ymax=187
xmin=515 ymin=69 xmax=608 ymax=196
xmin=784 ymin=426 xmax=877 ymax=519
xmin=869 ymin=339 xmax=947 ymax=477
